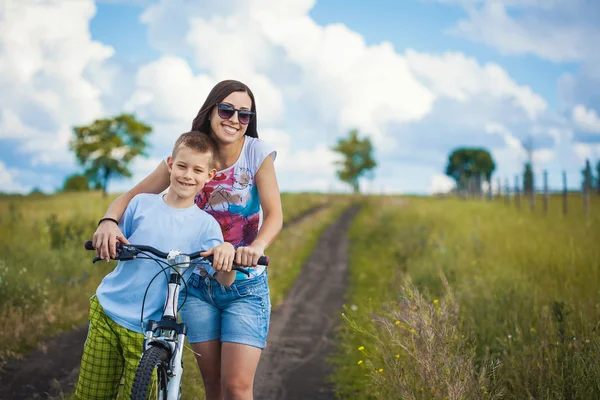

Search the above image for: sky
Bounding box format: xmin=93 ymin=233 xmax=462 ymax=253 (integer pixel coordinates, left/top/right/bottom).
xmin=1 ymin=0 xmax=600 ymax=195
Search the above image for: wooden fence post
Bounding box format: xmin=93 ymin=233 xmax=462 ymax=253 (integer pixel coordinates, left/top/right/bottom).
xmin=515 ymin=175 xmax=521 ymax=210
xmin=583 ymin=180 xmax=590 ymax=218
xmin=497 ymin=177 xmax=502 ymax=201
xmin=480 ymin=172 xmax=486 ymax=201
xmin=562 ymin=171 xmax=568 ymax=216
xmin=543 ymin=170 xmax=548 ymax=215
xmin=529 ymin=178 xmax=535 ymax=213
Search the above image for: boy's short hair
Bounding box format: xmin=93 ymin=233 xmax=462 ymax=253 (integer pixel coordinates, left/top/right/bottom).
xmin=172 ymin=131 xmax=217 ymax=168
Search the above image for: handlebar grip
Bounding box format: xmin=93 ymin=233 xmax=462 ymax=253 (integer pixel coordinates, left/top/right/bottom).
xmin=258 ymin=255 xmax=269 ymax=266
xmin=85 ymin=241 xmax=124 ymax=251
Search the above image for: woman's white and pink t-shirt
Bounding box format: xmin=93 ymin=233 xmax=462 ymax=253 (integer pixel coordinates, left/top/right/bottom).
xmin=166 ymin=136 xmax=276 ymax=280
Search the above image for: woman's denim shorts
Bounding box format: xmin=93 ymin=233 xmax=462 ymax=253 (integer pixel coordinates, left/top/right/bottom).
xmin=178 ymin=270 xmax=271 ymax=349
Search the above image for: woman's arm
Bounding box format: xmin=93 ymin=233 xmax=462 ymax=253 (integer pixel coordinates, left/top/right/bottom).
xmin=235 ymin=155 xmax=283 ymax=266
xmin=93 ymin=161 xmax=171 ymax=260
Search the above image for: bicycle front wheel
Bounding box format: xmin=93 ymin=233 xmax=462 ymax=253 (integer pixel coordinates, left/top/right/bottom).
xmin=131 ymin=345 xmax=170 ymax=400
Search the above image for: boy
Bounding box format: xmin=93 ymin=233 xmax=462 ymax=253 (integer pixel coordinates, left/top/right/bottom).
xmin=75 ymin=131 xmax=235 ymax=400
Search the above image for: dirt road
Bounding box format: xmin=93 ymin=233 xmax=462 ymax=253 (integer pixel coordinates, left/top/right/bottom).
xmin=254 ymin=205 xmax=360 ymax=399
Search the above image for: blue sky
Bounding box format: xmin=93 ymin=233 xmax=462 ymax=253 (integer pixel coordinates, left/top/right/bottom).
xmin=1 ymin=0 xmax=600 ymax=195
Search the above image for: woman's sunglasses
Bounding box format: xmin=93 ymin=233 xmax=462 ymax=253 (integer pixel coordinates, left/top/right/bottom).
xmin=216 ymin=103 xmax=255 ymax=125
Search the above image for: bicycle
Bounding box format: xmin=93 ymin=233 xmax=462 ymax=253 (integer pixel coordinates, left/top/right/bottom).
xmin=84 ymin=240 xmax=269 ymax=400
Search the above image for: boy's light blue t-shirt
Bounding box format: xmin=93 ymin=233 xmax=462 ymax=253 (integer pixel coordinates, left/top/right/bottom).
xmin=96 ymin=193 xmax=223 ymax=333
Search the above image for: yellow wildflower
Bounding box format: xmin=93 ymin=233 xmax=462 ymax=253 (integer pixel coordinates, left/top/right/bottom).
xmin=395 ymin=354 xmax=400 ymax=358
xmin=395 ymin=320 xmax=400 ymax=325
xmin=433 ymin=299 xmax=439 ymax=304
xmin=378 ymin=368 xmax=384 ymax=373
xmin=358 ymin=346 xmax=365 ymax=351
xmin=357 ymin=360 xmax=363 ymax=365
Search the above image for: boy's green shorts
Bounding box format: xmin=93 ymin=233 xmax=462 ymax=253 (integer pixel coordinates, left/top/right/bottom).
xmin=75 ymin=295 xmax=146 ymax=400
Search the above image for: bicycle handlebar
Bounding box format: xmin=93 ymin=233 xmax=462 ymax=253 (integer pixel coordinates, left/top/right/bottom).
xmin=84 ymin=241 xmax=270 ymax=273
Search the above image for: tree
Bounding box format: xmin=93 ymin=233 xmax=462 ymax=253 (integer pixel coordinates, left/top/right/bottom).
xmin=332 ymin=129 xmax=377 ymax=193
xmin=29 ymin=187 xmax=46 ymax=197
xmin=523 ymin=162 xmax=534 ymax=193
xmin=581 ymin=159 xmax=594 ymax=193
xmin=523 ymin=137 xmax=535 ymax=193
xmin=445 ymin=148 xmax=496 ymax=193
xmin=70 ymin=114 xmax=152 ymax=196
xmin=63 ymin=174 xmax=90 ymax=192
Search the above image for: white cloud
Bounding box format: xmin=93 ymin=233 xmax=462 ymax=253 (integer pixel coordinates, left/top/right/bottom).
xmin=126 ymin=56 xmax=214 ymax=124
xmin=572 ymin=104 xmax=600 ymax=133
xmin=1 ymin=0 xmax=579 ymax=195
xmin=406 ymin=51 xmax=547 ymax=119
xmin=428 ymin=173 xmax=456 ymax=194
xmin=484 ymin=121 xmax=557 ymax=178
xmin=447 ymin=0 xmax=600 ymax=63
xmin=0 ymin=161 xmax=27 ymax=193
xmin=485 ymin=122 xmax=524 ymax=152
xmin=573 ymin=143 xmax=600 ymax=162
xmin=0 ymin=0 xmax=114 ymax=166
xmin=124 ymin=0 xmax=571 ymax=195
xmin=440 ymin=0 xmax=600 ymax=127
xmin=258 ymin=18 xmax=435 ymax=143
xmin=139 ymin=0 xmax=435 ymax=147
xmin=0 ymin=109 xmax=37 ymax=140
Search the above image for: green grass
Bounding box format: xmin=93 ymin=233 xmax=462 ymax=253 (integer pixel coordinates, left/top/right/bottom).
xmin=0 ymin=190 xmax=351 ymax=400
xmin=0 ymin=190 xmax=339 ymax=361
xmin=330 ymin=194 xmax=600 ymax=399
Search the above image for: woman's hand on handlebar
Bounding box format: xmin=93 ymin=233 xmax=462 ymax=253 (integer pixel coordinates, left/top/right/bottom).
xmin=92 ymin=220 xmax=130 ymax=261
xmin=201 ymin=242 xmax=235 ymax=272
xmin=235 ymin=243 xmax=266 ymax=268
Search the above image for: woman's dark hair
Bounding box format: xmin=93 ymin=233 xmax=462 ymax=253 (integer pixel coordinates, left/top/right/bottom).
xmin=191 ymin=80 xmax=258 ymax=138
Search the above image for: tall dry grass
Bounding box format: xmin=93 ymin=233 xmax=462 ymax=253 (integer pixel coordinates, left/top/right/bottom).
xmin=330 ymin=195 xmax=600 ymax=399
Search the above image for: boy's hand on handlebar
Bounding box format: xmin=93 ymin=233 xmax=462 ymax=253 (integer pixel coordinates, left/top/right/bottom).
xmin=235 ymin=244 xmax=265 ymax=268
xmin=93 ymin=220 xmax=129 ymax=261
xmin=201 ymin=242 xmax=235 ymax=272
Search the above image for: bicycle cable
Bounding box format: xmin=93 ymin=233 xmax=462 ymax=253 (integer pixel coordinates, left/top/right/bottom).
xmin=137 ymin=252 xmax=209 ymax=332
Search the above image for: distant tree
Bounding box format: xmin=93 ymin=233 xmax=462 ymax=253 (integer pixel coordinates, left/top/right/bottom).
xmin=523 ymin=137 xmax=535 ymax=193
xmin=523 ymin=162 xmax=534 ymax=193
xmin=70 ymin=114 xmax=152 ymax=196
xmin=581 ymin=159 xmax=594 ymax=193
xmin=332 ymin=129 xmax=377 ymax=193
xmin=445 ymin=148 xmax=496 ymax=193
xmin=29 ymin=187 xmax=45 ymax=197
xmin=63 ymin=174 xmax=90 ymax=192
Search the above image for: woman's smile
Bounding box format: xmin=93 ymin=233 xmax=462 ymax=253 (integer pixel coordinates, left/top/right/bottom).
xmin=223 ymin=124 xmax=238 ymax=135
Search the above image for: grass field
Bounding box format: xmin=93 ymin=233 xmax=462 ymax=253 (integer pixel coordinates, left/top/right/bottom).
xmin=2 ymin=190 xmax=599 ymax=399
xmin=0 ymin=190 xmax=340 ymax=362
xmin=330 ymin=194 xmax=600 ymax=399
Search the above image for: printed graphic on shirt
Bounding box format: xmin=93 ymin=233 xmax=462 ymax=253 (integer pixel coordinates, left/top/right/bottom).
xmin=195 ymin=165 xmax=261 ymax=248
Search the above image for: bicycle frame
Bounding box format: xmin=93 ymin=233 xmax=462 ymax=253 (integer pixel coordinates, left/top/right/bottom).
xmin=142 ymin=250 xmax=190 ymax=400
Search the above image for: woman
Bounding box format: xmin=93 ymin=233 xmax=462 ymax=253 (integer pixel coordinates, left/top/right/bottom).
xmin=92 ymin=80 xmax=283 ymax=400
